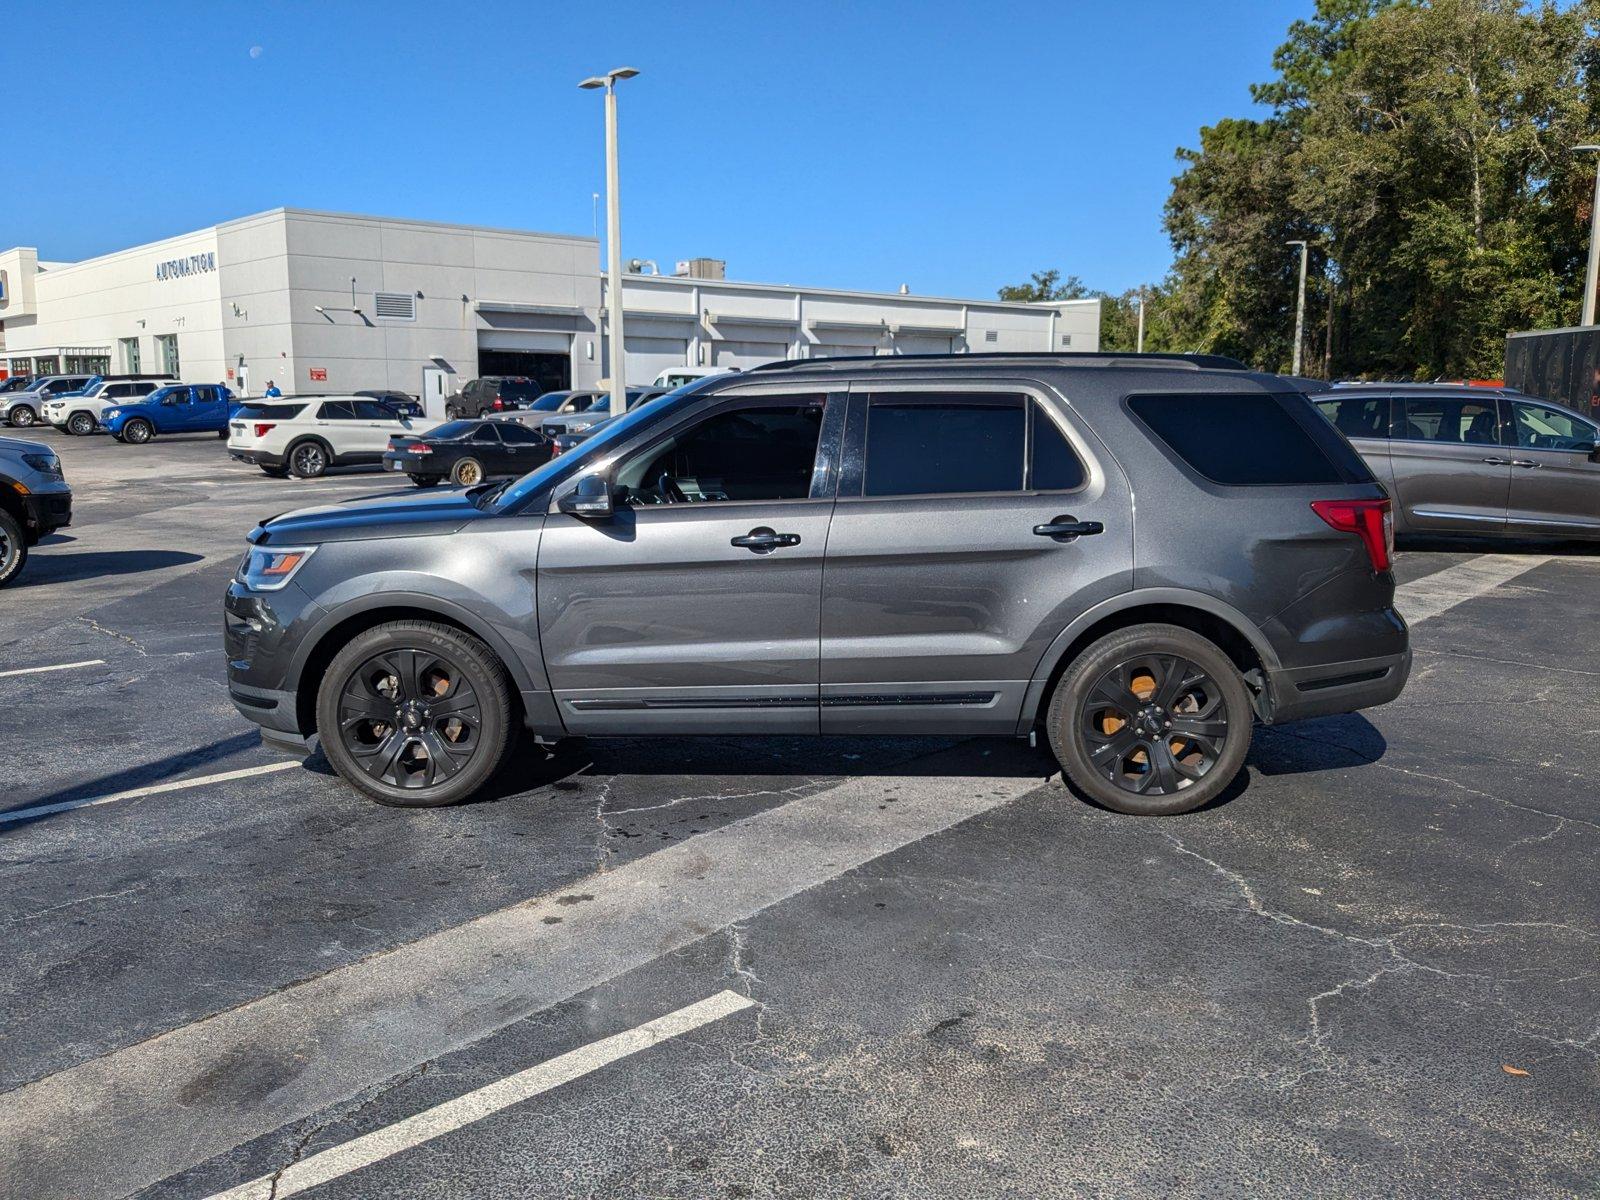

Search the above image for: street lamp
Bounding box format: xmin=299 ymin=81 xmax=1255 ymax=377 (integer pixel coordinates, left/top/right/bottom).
xmin=580 ymin=66 xmax=640 ymax=418
xmin=1576 ymin=146 xmax=1600 ymax=326
xmin=1286 ymin=240 xmax=1309 ymax=376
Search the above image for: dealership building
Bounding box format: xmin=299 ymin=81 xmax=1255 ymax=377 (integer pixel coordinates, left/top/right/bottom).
xmin=0 ymin=208 xmax=1100 ymax=415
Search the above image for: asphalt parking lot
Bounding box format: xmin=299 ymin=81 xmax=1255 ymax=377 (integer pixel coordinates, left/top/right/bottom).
xmin=2 ymin=428 xmax=1598 ymax=1199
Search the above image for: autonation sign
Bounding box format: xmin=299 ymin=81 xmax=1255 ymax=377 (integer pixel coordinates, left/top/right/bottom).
xmin=154 ymin=251 xmax=217 ymax=282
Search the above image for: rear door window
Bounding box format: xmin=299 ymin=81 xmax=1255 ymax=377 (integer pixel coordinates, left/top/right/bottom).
xmin=864 ymin=394 xmax=1026 ymax=496
xmin=352 ymin=399 xmax=397 ymax=420
xmin=1128 ymin=392 xmax=1368 ymax=486
xmin=318 ymin=401 xmax=357 ymax=420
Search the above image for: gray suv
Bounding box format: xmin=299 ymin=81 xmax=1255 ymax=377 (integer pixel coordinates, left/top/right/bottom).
xmin=225 ymin=353 xmax=1410 ymax=816
xmin=0 ymin=435 xmax=71 ymax=585
xmin=1317 ymin=383 xmax=1600 ymax=539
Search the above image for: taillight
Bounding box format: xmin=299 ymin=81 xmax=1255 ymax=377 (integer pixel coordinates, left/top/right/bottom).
xmin=492 ymin=397 xmax=504 ymax=410
xmin=1311 ymin=498 xmax=1393 ymax=573
xmin=410 ymin=443 xmax=431 ymax=454
xmin=252 ymin=423 xmax=275 ymax=438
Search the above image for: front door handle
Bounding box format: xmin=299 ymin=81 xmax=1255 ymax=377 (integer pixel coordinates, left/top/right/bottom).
xmin=1033 ymin=516 xmax=1105 ymax=541
xmin=731 ymin=526 xmax=801 ymax=554
xmin=1510 ymin=458 xmax=1539 ymax=469
xmin=1480 ymin=457 xmax=1509 ymax=465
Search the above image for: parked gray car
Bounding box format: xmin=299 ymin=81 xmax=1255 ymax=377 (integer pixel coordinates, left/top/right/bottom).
xmin=0 ymin=434 xmax=72 ymax=585
xmin=1317 ymin=383 xmax=1600 ymax=539
xmin=2 ymin=375 xmax=95 ymax=428
xmin=225 ymin=353 xmax=1409 ymax=816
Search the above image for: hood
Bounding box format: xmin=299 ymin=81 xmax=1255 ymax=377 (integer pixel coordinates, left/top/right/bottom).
xmin=251 ymin=487 xmax=496 ymax=546
xmin=0 ymin=434 xmax=52 ymax=456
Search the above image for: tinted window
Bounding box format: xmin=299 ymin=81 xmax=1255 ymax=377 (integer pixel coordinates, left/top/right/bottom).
xmin=1510 ymin=401 xmax=1596 ymax=451
xmin=497 ymin=379 xmax=540 ymax=401
xmin=1399 ymin=397 xmax=1500 ymax=445
xmin=352 ymin=399 xmax=397 ymax=420
xmin=1031 ymin=401 xmax=1086 ymax=490
xmin=471 ymin=423 xmax=503 ymax=442
xmin=318 ymin=401 xmax=357 ymax=420
xmin=1315 ymin=394 xmax=1391 ymax=440
xmin=1129 ymin=392 xmax=1359 ymax=486
xmin=865 ymin=395 xmax=1025 ymax=496
xmin=422 ymin=420 xmax=479 ymax=440
xmin=234 ymin=402 xmax=308 ymax=419
xmin=618 ymin=401 xmax=825 ymax=504
xmin=496 ymin=422 xmax=542 ymax=443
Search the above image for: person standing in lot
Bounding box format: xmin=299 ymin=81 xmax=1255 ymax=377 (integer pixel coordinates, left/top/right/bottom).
xmin=264 ymin=380 xmax=282 ymax=398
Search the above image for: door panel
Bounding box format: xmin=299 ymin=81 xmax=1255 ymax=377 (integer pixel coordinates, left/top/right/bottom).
xmin=1505 ymin=400 xmax=1600 ymax=534
xmin=1389 ymin=396 xmax=1509 ymax=533
xmin=821 ymin=389 xmax=1134 ymax=734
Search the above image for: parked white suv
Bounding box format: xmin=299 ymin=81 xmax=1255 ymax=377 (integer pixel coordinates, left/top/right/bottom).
xmin=44 ymin=379 xmax=173 ymax=434
xmin=227 ymin=396 xmax=437 ymax=478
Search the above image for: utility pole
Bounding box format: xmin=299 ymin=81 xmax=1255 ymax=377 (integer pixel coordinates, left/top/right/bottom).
xmin=1576 ymin=146 xmax=1600 ymax=325
xmin=580 ymin=68 xmax=640 ymax=417
xmin=1286 ymin=240 xmax=1309 ymax=376
xmin=1136 ymin=286 xmax=1146 ymax=353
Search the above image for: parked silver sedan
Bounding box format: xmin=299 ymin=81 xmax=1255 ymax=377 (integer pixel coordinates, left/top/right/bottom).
xmin=1317 ymin=383 xmax=1600 ymax=539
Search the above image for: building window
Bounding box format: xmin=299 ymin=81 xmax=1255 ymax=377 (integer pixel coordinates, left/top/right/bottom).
xmin=64 ymin=354 xmax=110 ymax=374
xmin=373 ymin=292 xmax=417 ymax=321
xmin=33 ymin=356 xmax=60 ymax=375
xmin=120 ymin=337 xmax=141 ymax=373
xmin=156 ymin=334 xmax=180 ymax=376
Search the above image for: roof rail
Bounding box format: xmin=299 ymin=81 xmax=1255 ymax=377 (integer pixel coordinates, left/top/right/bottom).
xmin=747 ymin=350 xmax=1249 ymax=373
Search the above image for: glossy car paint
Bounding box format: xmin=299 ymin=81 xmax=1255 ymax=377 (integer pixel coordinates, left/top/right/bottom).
xmin=226 ymin=358 xmax=1410 ymax=752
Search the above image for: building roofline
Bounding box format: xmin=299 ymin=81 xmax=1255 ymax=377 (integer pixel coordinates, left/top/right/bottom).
xmin=608 ymin=271 xmax=1102 ymax=314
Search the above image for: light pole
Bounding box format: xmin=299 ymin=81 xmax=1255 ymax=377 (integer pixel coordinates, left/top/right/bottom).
xmin=1136 ymin=286 xmax=1146 ymax=353
xmin=1576 ymin=146 xmax=1600 ymax=326
xmin=580 ymin=67 xmax=640 ymax=418
xmin=1286 ymin=240 xmax=1309 ymax=376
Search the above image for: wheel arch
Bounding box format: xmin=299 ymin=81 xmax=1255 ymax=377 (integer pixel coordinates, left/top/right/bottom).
xmin=285 ymin=433 xmax=335 ymax=465
xmin=1019 ymin=589 xmax=1280 ymax=733
xmin=287 ymin=595 xmax=537 ymax=738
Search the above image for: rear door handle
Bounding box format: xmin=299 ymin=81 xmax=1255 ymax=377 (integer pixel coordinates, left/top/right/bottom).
xmin=1510 ymin=459 xmax=1539 ymax=469
xmin=1033 ymin=516 xmax=1104 ymax=541
xmin=731 ymin=526 xmax=801 ymax=553
xmin=1480 ymin=457 xmax=1509 ymax=465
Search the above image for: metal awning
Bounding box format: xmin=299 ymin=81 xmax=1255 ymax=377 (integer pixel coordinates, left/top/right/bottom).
xmin=892 ymin=323 xmax=962 ymax=337
xmin=806 ymin=318 xmax=888 ymax=333
xmin=705 ymin=312 xmax=798 ymax=331
xmin=599 ymin=306 xmax=696 ymax=322
xmin=475 ymin=301 xmax=588 ymax=318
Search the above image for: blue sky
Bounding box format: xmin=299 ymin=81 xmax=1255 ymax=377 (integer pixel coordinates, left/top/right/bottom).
xmin=4 ymin=1 xmax=1303 ymax=298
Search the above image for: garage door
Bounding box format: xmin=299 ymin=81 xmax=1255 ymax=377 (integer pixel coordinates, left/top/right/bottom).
xmin=811 ymin=343 xmax=878 ymax=359
xmin=714 ymin=340 xmax=789 ymax=369
xmin=624 ymin=335 xmax=689 ymax=385
xmin=895 ymin=334 xmax=954 ymax=355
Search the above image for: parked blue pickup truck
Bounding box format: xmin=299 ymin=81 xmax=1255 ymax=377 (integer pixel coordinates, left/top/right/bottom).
xmin=101 ymin=384 xmax=237 ymax=443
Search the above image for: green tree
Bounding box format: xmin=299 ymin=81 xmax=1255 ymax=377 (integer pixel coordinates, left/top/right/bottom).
xmin=996 ymin=269 xmax=1093 ymax=302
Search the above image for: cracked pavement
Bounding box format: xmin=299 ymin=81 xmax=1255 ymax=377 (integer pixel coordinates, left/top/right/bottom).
xmin=2 ymin=433 xmax=1598 ymax=1198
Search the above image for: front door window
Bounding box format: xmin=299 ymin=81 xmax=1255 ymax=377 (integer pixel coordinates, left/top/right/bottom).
xmin=616 ymin=401 xmax=826 ymax=504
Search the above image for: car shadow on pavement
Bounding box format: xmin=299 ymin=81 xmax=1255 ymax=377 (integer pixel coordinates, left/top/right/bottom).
xmin=13 ymin=549 xmax=203 ymax=587
xmin=1248 ymin=712 xmax=1387 ymax=775
xmin=1398 ymin=534 xmax=1600 ymax=556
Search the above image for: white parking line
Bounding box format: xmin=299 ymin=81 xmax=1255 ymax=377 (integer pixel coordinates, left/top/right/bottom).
xmin=203 ymin=990 xmax=756 ymax=1200
xmin=0 ymin=659 xmax=106 ymax=680
xmin=1395 ymin=554 xmax=1552 ymax=625
xmin=0 ymin=760 xmax=300 ymax=826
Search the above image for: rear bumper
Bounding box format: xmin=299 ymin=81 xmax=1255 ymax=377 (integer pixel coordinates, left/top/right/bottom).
xmin=229 ymin=448 xmax=284 ymax=468
xmin=1262 ymin=646 xmax=1411 ymax=725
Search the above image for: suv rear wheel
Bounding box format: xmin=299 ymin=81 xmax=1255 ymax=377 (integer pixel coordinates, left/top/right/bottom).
xmin=1047 ymin=623 xmax=1252 ymax=816
xmin=316 ymin=621 xmax=514 ymax=807
xmin=0 ymin=509 xmax=26 ymax=587
xmin=287 ymin=439 xmax=330 ymax=478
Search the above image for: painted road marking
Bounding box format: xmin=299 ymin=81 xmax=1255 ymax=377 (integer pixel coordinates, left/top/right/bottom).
xmin=203 ymin=991 xmax=757 ymax=1200
xmin=0 ymin=659 xmax=106 ymax=680
xmin=0 ymin=761 xmax=300 ymax=827
xmin=1395 ymin=554 xmax=1551 ymax=625
xmin=0 ymin=743 xmax=1043 ymax=1200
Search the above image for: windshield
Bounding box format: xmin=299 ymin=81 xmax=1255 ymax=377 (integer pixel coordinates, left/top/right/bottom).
xmin=497 ymin=379 xmax=540 ymax=400
xmin=528 ymin=391 xmax=570 ymax=412
xmin=81 ymin=383 xmax=109 ymax=398
xmin=492 ymin=387 xmax=699 ymax=512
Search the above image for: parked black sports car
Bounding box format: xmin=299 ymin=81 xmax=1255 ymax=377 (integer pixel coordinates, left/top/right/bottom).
xmin=383 ymin=419 xmax=552 ymax=487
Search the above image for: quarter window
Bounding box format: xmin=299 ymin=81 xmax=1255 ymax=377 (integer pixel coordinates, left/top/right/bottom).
xmin=1510 ymin=402 xmax=1596 ymax=451
xmin=618 ymin=400 xmax=826 ymax=504
xmin=1031 ymin=401 xmax=1087 ymax=490
xmin=1129 ymin=392 xmax=1362 ymax=486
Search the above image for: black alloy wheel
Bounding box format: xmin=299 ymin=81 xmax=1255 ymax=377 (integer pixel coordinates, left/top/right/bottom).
xmin=289 ymin=441 xmax=328 ymax=478
xmin=0 ymin=510 xmax=25 ymax=587
xmin=1048 ymin=623 xmax=1252 ymax=816
xmin=316 ymin=621 xmax=513 ymax=806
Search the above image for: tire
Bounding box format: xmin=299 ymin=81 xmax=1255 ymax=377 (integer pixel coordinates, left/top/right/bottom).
xmin=0 ymin=509 xmax=26 ymax=587
xmin=316 ymin=620 xmax=514 ymax=807
xmin=121 ymin=418 xmax=154 ymax=444
xmin=67 ymin=411 xmax=96 ymax=436
xmin=217 ymin=428 xmax=229 ymax=439
xmin=287 ymin=439 xmax=330 ymax=479
xmin=260 ymin=465 xmax=290 ymax=478
xmin=451 ymin=457 xmax=484 ymax=486
xmin=408 ymin=473 xmax=442 ymax=488
xmin=1046 ymin=623 xmax=1252 ymax=816
xmin=444 ymin=404 xmax=461 ymax=420
xmin=8 ymin=405 xmax=37 ymax=428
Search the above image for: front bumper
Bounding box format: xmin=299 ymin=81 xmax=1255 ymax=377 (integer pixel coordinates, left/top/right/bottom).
xmin=225 ymin=579 xmax=322 ymax=741
xmin=1261 ymin=645 xmax=1412 ymax=725
xmin=22 ymin=487 xmax=72 ymax=538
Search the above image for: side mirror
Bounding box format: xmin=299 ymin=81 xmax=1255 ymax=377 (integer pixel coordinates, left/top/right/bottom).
xmin=558 ymin=473 xmax=614 ymax=519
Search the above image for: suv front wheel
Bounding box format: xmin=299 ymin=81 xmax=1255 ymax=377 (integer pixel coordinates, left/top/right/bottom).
xmin=316 ymin=620 xmax=514 ymax=807
xmin=1047 ymin=623 xmax=1252 ymax=816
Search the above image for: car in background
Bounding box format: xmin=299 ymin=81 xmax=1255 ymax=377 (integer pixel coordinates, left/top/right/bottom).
xmin=0 ymin=434 xmax=71 ymax=587
xmin=227 ymin=395 xmax=437 ymax=478
xmin=356 ymin=389 xmax=424 ymax=418
xmin=1316 ymin=382 xmax=1600 ymax=540
xmin=548 ymin=414 xmax=614 ymax=457
xmin=2 ymin=376 xmax=95 ymax=428
xmin=443 ymin=377 xmax=543 ymax=419
xmin=101 ymin=384 xmax=236 ymax=444
xmin=540 ymin=387 xmax=669 ymax=442
xmin=652 ymin=365 xmax=733 ymax=389
xmin=0 ymin=376 xmax=35 ymax=394
xmin=44 ymin=378 xmax=174 ymax=434
xmin=382 ymin=418 xmax=552 ymax=487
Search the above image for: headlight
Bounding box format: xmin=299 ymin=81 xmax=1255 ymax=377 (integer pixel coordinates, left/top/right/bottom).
xmin=21 ymin=452 xmax=61 ymax=476
xmin=102 ymin=409 xmax=122 ymax=420
xmin=239 ymin=544 xmax=318 ymax=592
